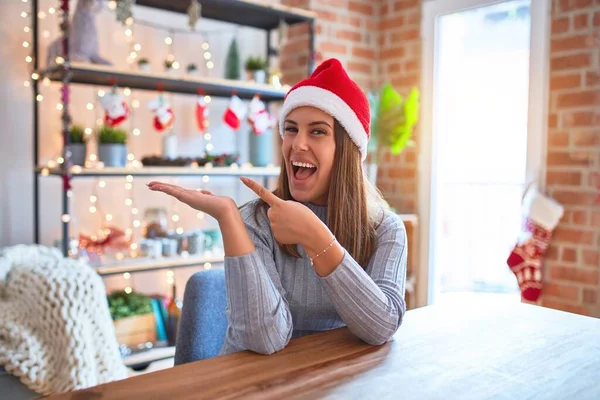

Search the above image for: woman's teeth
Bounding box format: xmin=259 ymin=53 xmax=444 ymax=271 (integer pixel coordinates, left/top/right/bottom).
xmin=292 ymin=161 xmax=316 ymax=169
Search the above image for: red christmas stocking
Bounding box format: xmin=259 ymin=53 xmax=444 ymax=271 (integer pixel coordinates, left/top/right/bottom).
xmin=196 ymin=96 xmax=209 ymax=133
xmin=507 ymin=187 xmax=564 ymax=302
xmin=223 ymin=95 xmax=246 ymax=130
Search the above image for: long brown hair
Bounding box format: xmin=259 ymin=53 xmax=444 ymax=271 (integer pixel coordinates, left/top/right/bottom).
xmin=254 ymin=120 xmax=389 ymax=268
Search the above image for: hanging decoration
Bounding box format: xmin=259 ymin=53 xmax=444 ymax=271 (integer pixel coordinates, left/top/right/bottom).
xmin=147 ymin=94 xmax=175 ymax=132
xmin=247 ymin=96 xmax=273 ymax=135
xmin=196 ymin=96 xmax=209 ymax=133
xmin=223 ymin=95 xmax=246 ymax=130
xmin=100 ymin=86 xmax=130 ymax=128
xmin=187 ymin=0 xmax=201 ymax=30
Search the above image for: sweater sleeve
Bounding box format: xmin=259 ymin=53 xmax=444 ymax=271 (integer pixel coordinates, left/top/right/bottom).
xmin=319 ymin=211 xmax=407 ymax=345
xmin=219 ymin=202 xmax=293 ymax=356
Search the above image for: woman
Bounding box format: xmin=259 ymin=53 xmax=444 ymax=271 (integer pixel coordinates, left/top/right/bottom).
xmin=148 ymin=58 xmax=407 ymax=355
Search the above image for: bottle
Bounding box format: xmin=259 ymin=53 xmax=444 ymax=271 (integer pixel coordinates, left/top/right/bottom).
xmin=166 ymin=284 xmax=182 ymax=346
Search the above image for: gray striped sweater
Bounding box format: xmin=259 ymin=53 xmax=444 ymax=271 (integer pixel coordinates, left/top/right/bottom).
xmin=219 ymin=200 xmax=407 ymax=355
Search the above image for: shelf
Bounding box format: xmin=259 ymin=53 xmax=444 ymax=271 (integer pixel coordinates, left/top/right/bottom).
xmin=40 ymin=63 xmax=289 ymax=101
xmin=96 ymin=253 xmax=224 ymax=276
xmin=135 ymin=0 xmax=315 ymax=30
xmin=37 ymin=165 xmax=281 ymax=178
xmin=123 ymin=344 xmax=176 ymax=368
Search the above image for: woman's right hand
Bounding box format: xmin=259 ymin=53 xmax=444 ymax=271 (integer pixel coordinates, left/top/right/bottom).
xmin=147 ymin=181 xmax=238 ymax=223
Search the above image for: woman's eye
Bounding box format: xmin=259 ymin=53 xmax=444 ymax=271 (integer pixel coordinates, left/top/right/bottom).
xmin=312 ymin=129 xmax=326 ymax=135
xmin=284 ymin=126 xmax=297 ymax=134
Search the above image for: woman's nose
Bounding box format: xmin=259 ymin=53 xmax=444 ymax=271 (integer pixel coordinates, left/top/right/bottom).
xmin=292 ymin=131 xmax=310 ymax=152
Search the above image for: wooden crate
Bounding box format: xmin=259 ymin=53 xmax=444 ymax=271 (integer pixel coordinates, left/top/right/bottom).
xmin=113 ymin=313 xmax=157 ymax=348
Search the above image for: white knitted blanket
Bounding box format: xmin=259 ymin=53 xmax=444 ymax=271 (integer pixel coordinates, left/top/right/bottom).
xmin=0 ymin=244 xmax=128 ymax=396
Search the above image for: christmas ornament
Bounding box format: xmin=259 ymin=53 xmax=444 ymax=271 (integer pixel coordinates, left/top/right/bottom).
xmin=196 ymin=96 xmax=209 ymax=133
xmin=507 ymin=185 xmax=564 ymax=302
xmin=100 ymin=87 xmax=130 ymax=128
xmin=223 ymin=95 xmax=246 ymax=130
xmin=187 ymin=0 xmax=201 ymax=30
xmin=247 ymin=96 xmax=273 ymax=135
xmin=224 ymin=38 xmax=241 ymax=80
xmin=147 ymin=94 xmax=175 ymax=132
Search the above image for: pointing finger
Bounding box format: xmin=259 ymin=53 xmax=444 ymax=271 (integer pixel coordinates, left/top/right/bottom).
xmin=240 ymin=177 xmax=281 ymax=206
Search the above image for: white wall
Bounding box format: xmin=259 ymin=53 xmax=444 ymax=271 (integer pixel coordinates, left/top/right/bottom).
xmin=0 ymin=0 xmax=282 ymax=296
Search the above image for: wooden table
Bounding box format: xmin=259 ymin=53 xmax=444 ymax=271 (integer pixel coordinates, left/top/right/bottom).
xmin=44 ymin=302 xmax=600 ymax=400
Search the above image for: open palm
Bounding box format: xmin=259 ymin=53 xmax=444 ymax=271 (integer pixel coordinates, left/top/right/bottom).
xmin=147 ymin=181 xmax=237 ymax=222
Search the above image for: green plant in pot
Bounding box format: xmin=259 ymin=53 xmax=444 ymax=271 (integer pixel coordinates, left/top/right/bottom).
xmin=186 ymin=63 xmax=198 ymax=76
xmin=137 ymin=57 xmax=150 ymax=72
xmin=98 ymin=125 xmax=128 ymax=167
xmin=367 ymin=84 xmax=420 ymax=185
xmin=68 ymin=124 xmax=87 ymax=166
xmin=245 ymin=56 xmax=268 ymax=84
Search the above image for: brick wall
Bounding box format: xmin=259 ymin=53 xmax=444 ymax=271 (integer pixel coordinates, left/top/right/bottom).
xmin=540 ymin=0 xmax=600 ymax=317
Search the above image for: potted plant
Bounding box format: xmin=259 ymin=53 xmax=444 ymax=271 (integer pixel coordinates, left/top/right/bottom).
xmin=164 ymin=59 xmax=175 ymax=74
xmin=186 ymin=63 xmax=198 ymax=76
xmin=137 ymin=57 xmax=150 ymax=72
xmin=107 ymin=290 xmax=157 ymax=348
xmin=97 ymin=125 xmax=128 ymax=167
xmin=244 ymin=56 xmax=267 ymax=84
xmin=68 ymin=124 xmax=87 ymax=166
xmin=366 ymin=84 xmax=420 ymax=185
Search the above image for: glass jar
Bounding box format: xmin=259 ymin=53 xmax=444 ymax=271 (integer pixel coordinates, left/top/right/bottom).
xmin=143 ymin=207 xmax=168 ymax=239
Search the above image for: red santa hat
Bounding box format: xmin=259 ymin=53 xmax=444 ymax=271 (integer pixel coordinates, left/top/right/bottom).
xmin=279 ymin=58 xmax=370 ymax=160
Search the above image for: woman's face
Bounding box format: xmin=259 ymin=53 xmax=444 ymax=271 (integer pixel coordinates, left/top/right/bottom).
xmin=282 ymin=106 xmax=336 ymax=205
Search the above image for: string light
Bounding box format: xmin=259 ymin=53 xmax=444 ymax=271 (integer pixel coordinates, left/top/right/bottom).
xmin=206 ymin=61 xmax=214 ymax=69
xmin=86 ymin=103 xmax=94 ymax=110
xmin=126 ymin=175 xmax=133 ymax=182
xmin=42 ymin=77 xmax=51 ymax=86
xmin=57 ymin=157 xmax=64 ymax=164
xmin=126 ymin=17 xmax=133 ymax=25
xmin=204 ymin=133 xmax=212 ymax=140
xmin=37 ymin=11 xmax=46 ymax=19
xmin=48 ymin=7 xmax=55 ymax=14
xmin=202 ymin=175 xmax=209 ymax=183
xmin=21 ymin=11 xmax=27 ymax=18
xmin=85 ymin=128 xmax=92 ymax=135
xmin=89 ymin=154 xmax=98 ymax=162
xmin=22 ymin=41 xmax=29 ymax=48
xmin=106 ymin=214 xmax=113 ymax=221
xmin=41 ymin=168 xmax=49 ymax=176
xmin=36 ymin=94 xmax=43 ymax=101
xmin=123 ymin=272 xmax=131 ymax=279
xmin=202 ymin=42 xmax=209 ymax=50
xmin=172 ymin=215 xmax=179 ymax=222
xmin=97 ymin=89 xmax=105 ymax=97
xmin=133 ymin=220 xmax=141 ymax=227
xmin=206 ymin=143 xmax=214 ymax=151
xmin=89 ymin=206 xmax=97 ymax=213
xmin=25 ymin=56 xmax=32 ymax=63
xmin=125 ymin=182 xmax=133 ymax=190
xmin=132 ymin=99 xmax=140 ymax=108
xmin=165 ymin=37 xmax=172 ymax=45
xmin=56 ymin=103 xmax=63 ymax=110
xmin=125 ymin=198 xmax=133 ymax=206
xmin=204 ymin=262 xmax=212 ymax=269
xmin=176 ymin=227 xmax=184 ymax=234
xmin=55 ymin=57 xmax=64 ymax=65
xmin=204 ymin=52 xmax=211 ymax=60
xmin=98 ymin=180 xmax=106 ymax=188
xmin=134 ymin=43 xmax=141 ymax=51
xmin=124 ymin=286 xmax=132 ymax=294
xmin=42 ymin=30 xmax=50 ymax=38
xmin=31 ymin=72 xmax=38 ymax=80
xmin=133 ymin=128 xmax=140 ymax=136
xmin=24 ymin=81 xmax=30 ymax=88
xmin=61 ymin=214 xmax=71 ymax=223
xmin=24 ymin=26 xmax=30 ymax=33
xmin=90 ymin=195 xmax=97 ymax=203
xmin=131 ymin=208 xmax=139 ymax=215
xmin=125 ymin=29 xmax=132 ymax=37
xmin=204 ymin=96 xmax=211 ymax=103
xmin=127 ymin=153 xmax=135 ymax=161
xmin=108 ymin=0 xmax=117 ymax=10
xmin=124 ymin=88 xmax=131 ymax=96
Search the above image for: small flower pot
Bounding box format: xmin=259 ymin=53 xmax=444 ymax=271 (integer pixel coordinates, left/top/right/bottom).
xmin=99 ymin=144 xmax=127 ymax=167
xmin=69 ymin=143 xmax=86 ymax=166
xmin=249 ymin=129 xmax=273 ymax=167
xmin=246 ymin=70 xmax=266 ymax=84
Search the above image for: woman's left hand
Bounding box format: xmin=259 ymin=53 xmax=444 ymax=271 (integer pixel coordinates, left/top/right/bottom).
xmin=240 ymin=177 xmax=327 ymax=247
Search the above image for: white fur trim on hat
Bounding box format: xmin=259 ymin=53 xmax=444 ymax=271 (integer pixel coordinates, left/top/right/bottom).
xmin=279 ymin=86 xmax=368 ymax=160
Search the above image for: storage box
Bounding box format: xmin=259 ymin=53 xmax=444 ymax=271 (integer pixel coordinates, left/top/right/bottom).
xmin=113 ymin=313 xmax=157 ymax=348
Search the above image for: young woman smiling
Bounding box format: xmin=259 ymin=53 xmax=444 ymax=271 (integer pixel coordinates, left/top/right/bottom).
xmin=148 ymin=58 xmax=408 ymax=355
